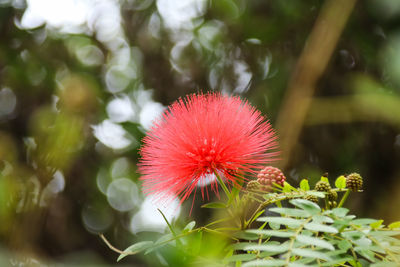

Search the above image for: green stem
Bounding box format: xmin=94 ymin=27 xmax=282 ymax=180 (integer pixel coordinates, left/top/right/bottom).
xmin=213 ymin=170 xmax=231 ymax=200
xmin=244 ymin=192 xmax=300 ymax=229
xmin=284 ymin=216 xmax=314 ymax=266
xmin=337 ymin=190 xmax=350 ymax=208
xmin=244 ymin=203 xmax=266 ymax=229
xmin=158 ymin=209 xmax=183 ymax=247
xmin=325 ymin=196 xmax=330 ymax=210
xmin=244 ymin=190 xmax=329 ymax=229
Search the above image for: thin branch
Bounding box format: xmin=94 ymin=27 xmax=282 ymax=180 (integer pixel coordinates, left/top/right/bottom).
xmin=99 ymin=234 xmax=132 ymax=255
xmin=284 ymin=216 xmax=314 ymax=266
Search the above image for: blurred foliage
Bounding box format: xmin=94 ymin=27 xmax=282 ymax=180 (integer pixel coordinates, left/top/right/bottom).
xmin=0 ymin=0 xmax=399 ymax=265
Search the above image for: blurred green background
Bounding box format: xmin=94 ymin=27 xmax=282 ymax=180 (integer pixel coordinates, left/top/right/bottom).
xmin=0 ymin=0 xmax=400 ymax=265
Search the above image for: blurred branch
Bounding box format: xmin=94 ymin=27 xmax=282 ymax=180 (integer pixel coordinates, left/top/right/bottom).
xmin=307 ymin=94 xmax=400 ymax=127
xmin=276 ymin=0 xmax=357 ymax=168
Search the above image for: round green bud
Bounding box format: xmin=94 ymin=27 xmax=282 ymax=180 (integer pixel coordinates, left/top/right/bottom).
xmin=327 ymin=190 xmax=338 ymax=201
xmin=305 ymin=195 xmax=318 ymax=203
xmin=346 ymin=173 xmax=363 ymax=192
xmin=315 ymin=181 xmax=331 ymax=192
xmin=246 ymin=180 xmax=261 ymax=191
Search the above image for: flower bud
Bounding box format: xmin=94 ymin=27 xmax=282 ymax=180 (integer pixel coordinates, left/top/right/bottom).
xmin=346 ymin=173 xmax=363 ymax=192
xmin=327 ymin=190 xmax=338 ymax=201
xmin=315 ymin=181 xmax=331 ymax=192
xmin=246 ymin=180 xmax=261 ymax=191
xmin=257 ymin=166 xmax=286 ymax=187
xmin=305 ymin=195 xmax=318 ymax=203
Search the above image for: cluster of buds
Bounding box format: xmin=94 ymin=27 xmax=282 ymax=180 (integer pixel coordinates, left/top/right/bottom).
xmin=246 ymin=166 xmax=286 ymax=192
xmin=257 ymin=166 xmax=286 ymax=189
xmin=246 ymin=180 xmax=261 ymax=191
xmin=315 ymin=181 xmax=331 ymax=192
xmin=327 ymin=190 xmax=338 ymax=201
xmin=346 ymin=173 xmax=363 ymax=192
xmin=314 ymin=179 xmax=338 ymax=206
xmin=245 ymin=169 xmax=363 ymax=210
xmin=305 ymin=195 xmax=318 ymax=203
xmin=329 ymin=201 xmax=337 ymax=207
xmin=327 ymin=189 xmax=338 ymax=207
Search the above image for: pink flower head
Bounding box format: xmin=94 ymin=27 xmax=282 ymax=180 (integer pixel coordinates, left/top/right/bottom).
xmin=139 ymin=93 xmax=279 ymax=205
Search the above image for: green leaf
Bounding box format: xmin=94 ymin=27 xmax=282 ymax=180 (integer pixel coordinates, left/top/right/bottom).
xmin=300 ymin=179 xmax=310 ymax=191
xmin=361 ymin=245 xmax=385 ymax=254
xmin=201 ymin=202 xmax=226 ymax=209
xmin=229 ymin=176 xmax=244 ymax=205
xmin=321 ymin=257 xmax=354 ymax=266
xmin=320 ymin=176 xmax=329 ymax=183
xmin=257 ymin=217 xmax=305 ymax=228
xmin=369 ymin=230 xmax=400 ymax=236
xmin=269 ymin=207 xmax=310 ymax=217
xmin=145 ymin=234 xmax=174 ymax=254
xmin=245 ymin=229 xmax=295 ymax=238
xmin=349 ymin=260 xmax=362 ymax=267
xmin=234 ymin=231 xmax=260 ymax=240
xmin=225 ymin=254 xmax=257 ymax=262
xmin=258 ymin=250 xmax=283 ymax=258
xmin=191 ymin=231 xmax=202 ymax=254
xmin=338 ymin=239 xmax=352 ymax=251
xmin=342 ymin=230 xmax=365 ymax=240
xmin=345 ymin=215 xmax=356 ymax=220
xmin=155 ymin=233 xmax=174 ymax=245
xmin=388 ymin=221 xmax=400 ymax=229
xmin=292 ymin=248 xmax=332 ymax=261
xmin=352 ymin=218 xmax=379 ymax=225
xmin=117 ymin=241 xmax=154 ymax=262
xmin=283 ymin=181 xmax=294 ymax=192
xmin=243 ymin=243 xmax=290 ymax=253
xmin=305 ymin=222 xmax=338 ymax=233
xmin=269 ymin=221 xmax=281 ymax=230
xmin=231 ymin=243 xmax=254 ymax=250
xmin=183 ymin=221 xmax=196 ymax=231
xmin=325 ymin=248 xmax=349 ymax=257
xmin=331 ymin=207 xmax=349 ymax=217
xmin=290 ymin=199 xmax=321 ymax=214
xmin=335 ymin=176 xmax=346 ymax=189
xmin=289 ymin=263 xmax=312 ymax=267
xmin=231 ymin=241 xmax=280 ymax=251
xmin=353 ymin=237 xmax=372 ymax=247
xmin=371 ymin=262 xmax=399 ymax=267
xmin=296 ymin=235 xmax=335 ymax=250
xmin=354 ymin=247 xmax=376 ymax=262
xmin=254 ymin=209 xmax=266 ymax=220
xmin=312 ymin=215 xmax=334 ymax=224
xmin=243 ymin=259 xmax=286 ymax=266
xmin=224 ymin=249 xmax=233 ymax=261
xmin=370 ymin=219 xmax=384 ymax=229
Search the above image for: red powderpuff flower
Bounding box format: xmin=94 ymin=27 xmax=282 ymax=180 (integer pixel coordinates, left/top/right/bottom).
xmin=139 ymin=93 xmax=279 ymax=205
